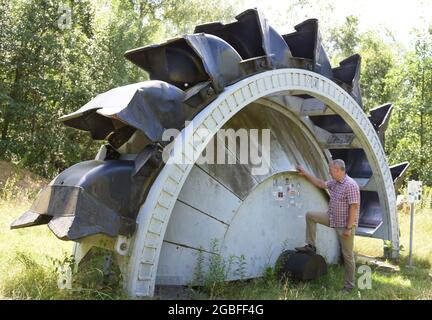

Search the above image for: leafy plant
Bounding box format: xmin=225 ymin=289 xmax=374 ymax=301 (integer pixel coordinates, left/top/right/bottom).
xmin=191 ymin=238 xmax=248 ymax=298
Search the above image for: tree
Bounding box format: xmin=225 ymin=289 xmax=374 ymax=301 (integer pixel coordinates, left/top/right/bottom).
xmin=328 ymin=15 xmax=360 ymax=61
xmin=0 ymin=0 xmax=98 ymax=176
xmin=327 ymin=15 xmax=398 ymax=112
xmin=358 ymin=31 xmax=396 ymax=111
xmin=0 ymin=0 xmax=237 ymax=178
xmin=385 ymin=27 xmax=432 ymax=184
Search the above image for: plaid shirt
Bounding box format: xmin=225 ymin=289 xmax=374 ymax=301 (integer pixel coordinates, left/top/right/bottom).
xmin=325 ymin=174 xmax=360 ymax=228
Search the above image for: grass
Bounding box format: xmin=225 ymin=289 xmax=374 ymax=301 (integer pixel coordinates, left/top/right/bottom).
xmin=0 ymin=161 xmax=130 ymax=300
xmin=0 ymin=198 xmax=70 ymax=299
xmin=1 ymin=164 xmax=431 ymax=299
xmin=0 ymin=196 xmax=127 ymax=299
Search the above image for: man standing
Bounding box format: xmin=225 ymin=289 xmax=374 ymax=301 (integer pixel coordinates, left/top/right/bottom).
xmin=295 ymin=159 xmax=360 ymax=294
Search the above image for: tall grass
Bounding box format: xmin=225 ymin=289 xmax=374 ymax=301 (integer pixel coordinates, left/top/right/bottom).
xmin=0 ymin=194 xmax=126 ymax=299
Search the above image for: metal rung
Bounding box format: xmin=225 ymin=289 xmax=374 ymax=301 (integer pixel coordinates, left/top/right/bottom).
xmin=147 ymin=230 xmax=160 ymax=237
xmin=143 ymin=244 xmax=158 ymax=250
xmin=156 ymin=200 xmax=170 ymax=210
xmin=151 ymin=215 xmax=165 ymax=224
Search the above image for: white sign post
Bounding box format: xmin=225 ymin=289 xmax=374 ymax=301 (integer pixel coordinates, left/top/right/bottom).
xmin=407 ymin=180 xmax=422 ymax=267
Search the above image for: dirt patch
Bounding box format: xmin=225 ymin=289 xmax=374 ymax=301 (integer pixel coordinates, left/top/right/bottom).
xmin=0 ymin=161 xmax=48 ymax=195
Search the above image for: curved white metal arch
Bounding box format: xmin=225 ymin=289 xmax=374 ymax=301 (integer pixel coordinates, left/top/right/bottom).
xmin=126 ymin=68 xmax=397 ymax=298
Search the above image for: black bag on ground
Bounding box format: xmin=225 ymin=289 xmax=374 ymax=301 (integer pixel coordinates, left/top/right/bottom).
xmin=275 ymin=250 xmax=327 ymax=281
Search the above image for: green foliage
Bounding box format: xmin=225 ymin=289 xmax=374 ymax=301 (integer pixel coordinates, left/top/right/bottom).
xmin=328 ymin=15 xmax=397 ymax=112
xmin=204 ymin=239 xmax=230 ymax=297
xmin=0 ymin=0 xmax=103 ymax=177
xmin=1 ymin=252 xmax=62 ymax=299
xmin=1 ymin=250 xmax=126 ymax=300
xmin=233 ymin=254 xmax=247 ymax=281
xmin=192 ymin=246 xmax=205 ymax=286
xmin=385 ymin=28 xmax=432 ymax=185
xmin=421 ymin=185 xmax=432 ymax=209
xmin=263 ymin=265 xmax=277 ymax=284
xmin=358 ymin=32 xmax=396 ymax=112
xmin=329 ymin=15 xmax=360 ymax=59
xmin=191 ymin=238 xmax=248 ymax=298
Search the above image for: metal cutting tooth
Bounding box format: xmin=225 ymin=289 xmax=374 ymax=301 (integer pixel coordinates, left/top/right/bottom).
xmin=283 ymin=18 xmax=333 ymax=78
xmin=124 ymin=33 xmax=245 ymax=93
xmin=195 ymin=8 xmax=294 ymax=70
xmin=368 ymin=103 xmax=393 ymax=146
xmin=332 ymin=54 xmax=363 ymax=108
xmin=390 ymin=162 xmax=410 ymax=194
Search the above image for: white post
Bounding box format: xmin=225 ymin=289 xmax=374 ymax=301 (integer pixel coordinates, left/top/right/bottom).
xmin=407 ymin=180 xmax=422 ymax=267
xmin=408 ymin=201 xmax=414 ymax=267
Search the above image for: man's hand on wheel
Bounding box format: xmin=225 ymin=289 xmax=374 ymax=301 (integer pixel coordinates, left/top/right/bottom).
xmin=296 ymin=165 xmax=307 ymax=176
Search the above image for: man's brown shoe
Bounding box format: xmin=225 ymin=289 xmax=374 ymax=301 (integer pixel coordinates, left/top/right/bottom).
xmin=294 ymin=244 xmax=316 ymax=254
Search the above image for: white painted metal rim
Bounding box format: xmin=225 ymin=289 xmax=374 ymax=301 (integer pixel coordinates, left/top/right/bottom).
xmin=126 ymin=68 xmax=397 ymax=298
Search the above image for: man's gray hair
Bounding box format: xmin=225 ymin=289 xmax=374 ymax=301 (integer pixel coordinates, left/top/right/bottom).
xmin=329 ymin=159 xmax=346 ymax=171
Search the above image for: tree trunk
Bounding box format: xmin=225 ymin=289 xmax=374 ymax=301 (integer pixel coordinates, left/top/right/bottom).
xmin=1 ymin=65 xmax=22 ymax=142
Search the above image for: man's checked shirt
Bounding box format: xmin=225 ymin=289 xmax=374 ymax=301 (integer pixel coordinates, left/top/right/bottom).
xmin=325 ymin=174 xmax=360 ymax=228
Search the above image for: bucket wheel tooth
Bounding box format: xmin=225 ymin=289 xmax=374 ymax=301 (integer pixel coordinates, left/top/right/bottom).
xmin=283 ymin=18 xmax=333 ymax=77
xmin=368 ymin=103 xmax=393 ymax=146
xmin=390 ymin=162 xmax=410 ymax=194
xmin=124 ymin=33 xmax=245 ymax=93
xmin=332 ymin=53 xmax=363 ymax=108
xmin=195 ymin=8 xmax=293 ymax=70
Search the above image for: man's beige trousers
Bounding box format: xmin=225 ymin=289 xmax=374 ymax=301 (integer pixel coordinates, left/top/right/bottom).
xmin=305 ymin=211 xmax=356 ymax=289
